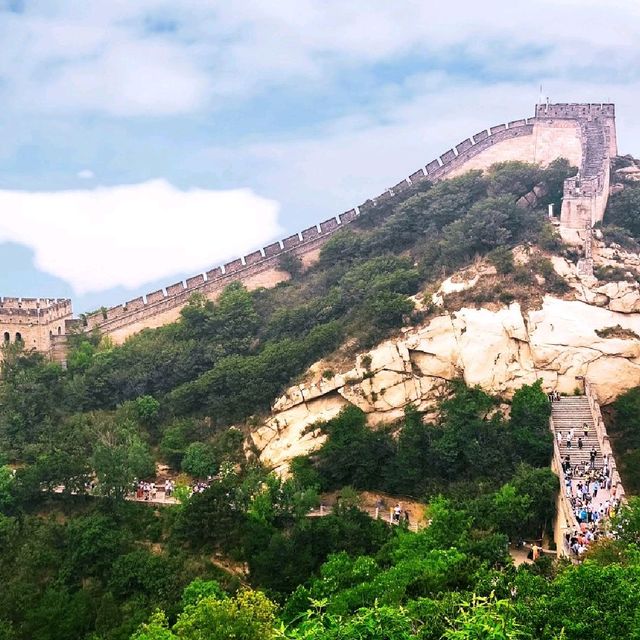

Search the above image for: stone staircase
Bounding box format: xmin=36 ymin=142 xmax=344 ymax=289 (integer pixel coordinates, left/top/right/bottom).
xmin=551 ymin=396 xmax=602 ymax=468
xmin=581 ymin=120 xmax=607 ymax=179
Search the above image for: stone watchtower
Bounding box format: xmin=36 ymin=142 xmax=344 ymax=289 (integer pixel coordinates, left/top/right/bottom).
xmin=0 ymin=297 xmax=73 ymax=363
xmin=535 ymin=103 xmax=617 ymax=233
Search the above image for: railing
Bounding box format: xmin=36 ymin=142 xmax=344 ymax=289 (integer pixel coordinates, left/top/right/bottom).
xmin=549 ymin=415 xmax=581 ymax=557
xmin=307 ymin=504 xmax=421 ymax=532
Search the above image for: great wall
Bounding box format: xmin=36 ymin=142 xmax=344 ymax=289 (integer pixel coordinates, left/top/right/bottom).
xmin=0 ymin=103 xmax=618 ymax=362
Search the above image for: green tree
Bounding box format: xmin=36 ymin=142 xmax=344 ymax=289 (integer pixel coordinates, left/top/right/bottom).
xmin=278 ymin=253 xmax=303 ymax=278
xmin=172 ymin=589 xmax=277 ymax=640
xmin=487 ymin=160 xmax=542 ymax=198
xmin=134 ymin=395 xmax=161 ymax=425
xmin=444 ymin=595 xmax=529 ymax=640
xmin=0 ymin=466 xmax=15 ymax=513
xmin=605 ymin=185 xmax=640 ymax=237
xmin=90 ymin=416 xmax=155 ymax=499
xmin=509 ymin=380 xmax=552 ymax=467
xmin=131 ymin=611 xmax=176 ymax=640
xmin=181 ymin=579 xmax=226 ymax=608
xmin=181 ymin=442 xmax=218 ymax=478
xmin=489 ymin=484 xmax=532 ymax=540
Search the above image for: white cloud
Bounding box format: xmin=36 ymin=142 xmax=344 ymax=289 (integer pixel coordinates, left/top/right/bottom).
xmin=0 ymin=180 xmax=282 ymax=294
xmin=0 ymin=1 xmax=639 ymax=116
xmin=77 ymin=169 xmax=94 ymax=179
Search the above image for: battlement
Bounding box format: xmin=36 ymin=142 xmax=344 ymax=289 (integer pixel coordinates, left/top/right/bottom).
xmin=0 ymin=297 xmax=73 ymax=321
xmin=4 ymin=101 xmax=617 ymax=347
xmin=82 ymin=102 xmax=617 ymax=339
xmin=535 ymin=103 xmax=615 ymax=119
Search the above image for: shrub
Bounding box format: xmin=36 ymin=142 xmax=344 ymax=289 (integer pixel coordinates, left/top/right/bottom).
xmin=487 ymin=246 xmax=514 ymax=274
xmin=181 ymin=442 xmax=218 ymax=478
xmin=594 ymin=264 xmax=632 ymax=282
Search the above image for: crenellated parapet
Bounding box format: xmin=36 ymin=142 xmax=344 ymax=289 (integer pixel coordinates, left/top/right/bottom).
xmin=81 ymin=103 xmax=617 ymax=341
xmin=4 ymin=102 xmax=618 ymax=349
xmin=0 ymin=297 xmax=72 ymax=322
xmin=557 ymin=104 xmax=615 ymax=237
xmin=535 ymin=103 xmax=615 ymax=119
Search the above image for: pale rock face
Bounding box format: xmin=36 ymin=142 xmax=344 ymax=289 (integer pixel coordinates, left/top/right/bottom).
xmin=552 ymin=253 xmax=640 ymax=313
xmin=432 ymin=265 xmax=495 ymax=306
xmin=251 ymin=293 xmax=640 ymax=471
xmin=616 ymin=166 xmax=640 ymax=181
xmin=250 ymin=247 xmax=640 ymax=471
xmin=250 ymin=393 xmax=348 ymax=474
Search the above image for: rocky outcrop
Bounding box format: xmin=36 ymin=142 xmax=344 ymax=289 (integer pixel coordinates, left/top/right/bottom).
xmin=249 ymin=243 xmax=640 ymax=472
xmin=251 ymin=292 xmax=640 ymax=472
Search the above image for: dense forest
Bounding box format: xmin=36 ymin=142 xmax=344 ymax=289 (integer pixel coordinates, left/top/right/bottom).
xmin=3 ymin=160 xmax=640 ymax=639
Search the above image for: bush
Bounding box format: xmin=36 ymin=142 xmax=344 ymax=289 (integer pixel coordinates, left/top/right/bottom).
xmin=605 ymin=185 xmax=640 ymax=237
xmin=594 ymin=264 xmax=633 ymax=283
xmin=278 ymin=252 xmax=303 ymax=278
xmin=487 ymin=247 xmax=515 ymax=274
xmin=181 ymin=442 xmax=218 ymax=478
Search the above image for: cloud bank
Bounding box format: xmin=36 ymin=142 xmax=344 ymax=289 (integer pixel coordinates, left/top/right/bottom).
xmin=0 ymin=180 xmax=281 ymax=294
xmin=0 ymin=1 xmax=638 ymax=117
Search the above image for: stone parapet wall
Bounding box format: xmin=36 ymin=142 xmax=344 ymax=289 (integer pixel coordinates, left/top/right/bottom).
xmin=87 ymin=118 xmax=543 ymax=341
xmin=550 ymin=423 xmax=581 ymax=557
xmin=7 ymin=102 xmax=616 ymax=348
xmin=559 ymin=105 xmax=615 ymax=230
xmin=535 ymin=103 xmax=615 ymax=119
xmin=0 ymin=297 xmax=72 ymax=322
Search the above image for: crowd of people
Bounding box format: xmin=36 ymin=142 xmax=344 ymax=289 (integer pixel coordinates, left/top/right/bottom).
xmin=190 ymin=479 xmax=212 ymax=494
xmin=557 ymin=429 xmax=621 ymax=558
xmin=132 ymin=479 xmax=176 ymax=501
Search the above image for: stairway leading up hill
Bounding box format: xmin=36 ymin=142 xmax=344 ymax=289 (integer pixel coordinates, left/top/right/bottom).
xmin=551 ymin=397 xmax=602 ymax=468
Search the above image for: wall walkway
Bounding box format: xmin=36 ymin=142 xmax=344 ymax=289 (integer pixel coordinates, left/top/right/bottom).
xmin=550 ymin=381 xmax=625 ymax=557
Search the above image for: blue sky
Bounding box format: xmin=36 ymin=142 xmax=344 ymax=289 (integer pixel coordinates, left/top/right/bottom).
xmin=1 ymin=0 xmax=639 ymax=312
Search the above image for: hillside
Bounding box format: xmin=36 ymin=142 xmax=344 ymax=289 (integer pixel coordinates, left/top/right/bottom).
xmin=3 ymin=159 xmax=640 ymax=638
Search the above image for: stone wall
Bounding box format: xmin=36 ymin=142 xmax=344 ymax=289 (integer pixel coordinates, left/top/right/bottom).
xmin=551 ymin=104 xmax=617 ymax=231
xmin=9 ymin=102 xmax=616 ymax=350
xmin=87 ymin=109 xmax=579 ymax=344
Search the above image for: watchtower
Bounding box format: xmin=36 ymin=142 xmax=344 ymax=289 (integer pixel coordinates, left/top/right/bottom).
xmin=0 ymin=297 xmax=73 ymax=362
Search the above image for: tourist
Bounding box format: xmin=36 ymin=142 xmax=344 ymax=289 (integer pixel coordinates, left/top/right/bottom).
xmin=583 ymin=422 xmax=590 ymax=437
xmin=393 ymin=503 xmax=402 ymax=523
xmin=578 ymin=437 xmax=583 ymax=450
xmin=590 ymin=447 xmax=597 ymax=465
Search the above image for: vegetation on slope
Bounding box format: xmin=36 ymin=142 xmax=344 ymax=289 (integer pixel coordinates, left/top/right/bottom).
xmin=0 ymin=159 xmax=604 ymax=640
xmin=604 ymin=386 xmax=640 ymax=494
xmin=0 ymin=381 xmax=560 ymax=639
xmin=600 ymin=162 xmax=640 ymax=253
